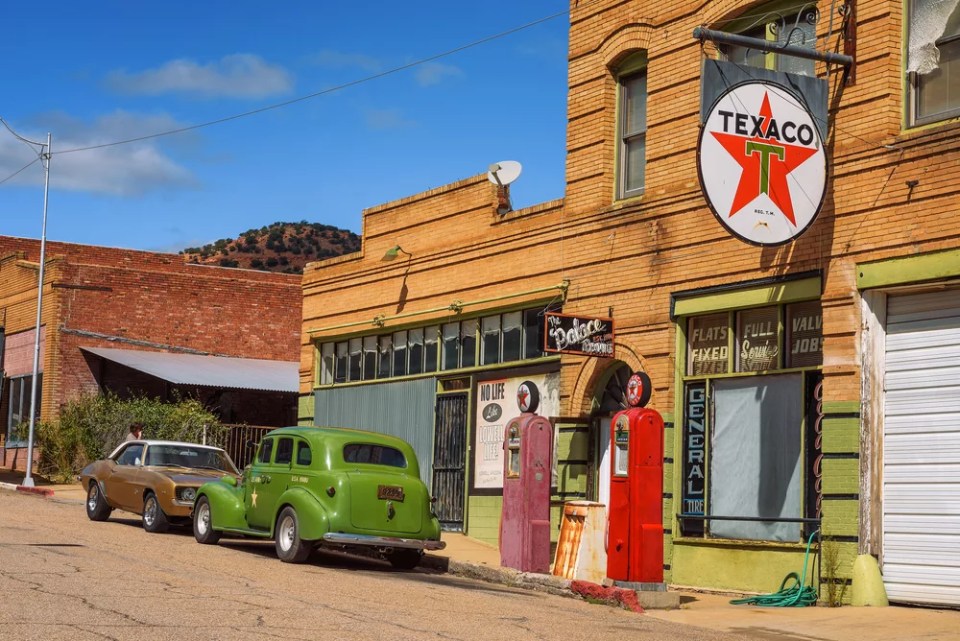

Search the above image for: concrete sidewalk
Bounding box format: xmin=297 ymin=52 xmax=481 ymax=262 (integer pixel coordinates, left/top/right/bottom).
xmin=4 ymin=469 xmax=959 ymax=640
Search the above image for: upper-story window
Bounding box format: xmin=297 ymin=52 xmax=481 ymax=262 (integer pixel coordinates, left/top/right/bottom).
xmin=720 ymin=3 xmax=817 ymax=77
xmin=907 ymin=0 xmax=960 ymax=126
xmin=616 ymin=54 xmax=647 ymax=200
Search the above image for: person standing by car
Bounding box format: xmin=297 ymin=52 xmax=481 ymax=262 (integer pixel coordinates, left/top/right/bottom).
xmin=124 ymin=422 xmax=144 ymax=442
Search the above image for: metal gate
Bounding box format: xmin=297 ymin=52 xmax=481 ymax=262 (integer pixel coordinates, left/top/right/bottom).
xmin=433 ymin=393 xmax=468 ymax=531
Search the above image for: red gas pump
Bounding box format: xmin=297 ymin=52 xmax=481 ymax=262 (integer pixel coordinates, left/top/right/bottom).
xmin=607 ymin=371 xmax=664 ymax=584
xmin=500 ymin=380 xmax=553 ymax=573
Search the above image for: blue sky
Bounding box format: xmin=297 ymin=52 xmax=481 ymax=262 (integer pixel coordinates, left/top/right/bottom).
xmin=0 ymin=2 xmax=569 ymax=252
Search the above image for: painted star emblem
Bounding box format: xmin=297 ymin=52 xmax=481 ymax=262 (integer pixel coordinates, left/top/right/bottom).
xmin=710 ymin=92 xmax=819 ymax=225
xmin=250 ymin=487 xmax=258 ymax=507
xmin=517 ymin=386 xmax=530 ymax=409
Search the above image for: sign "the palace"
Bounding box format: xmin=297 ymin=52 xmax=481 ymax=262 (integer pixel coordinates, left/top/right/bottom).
xmin=544 ymin=312 xmax=615 ymax=357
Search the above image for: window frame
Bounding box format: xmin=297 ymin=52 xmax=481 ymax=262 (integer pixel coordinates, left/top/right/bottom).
xmin=717 ymin=2 xmax=818 ymax=77
xmin=677 ymin=300 xmax=823 ymax=543
xmin=616 ymin=55 xmax=648 ymax=200
xmin=906 ymin=0 xmax=960 ymax=127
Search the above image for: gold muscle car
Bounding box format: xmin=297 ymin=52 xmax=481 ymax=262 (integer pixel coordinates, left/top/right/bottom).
xmin=80 ymin=439 xmax=240 ymax=533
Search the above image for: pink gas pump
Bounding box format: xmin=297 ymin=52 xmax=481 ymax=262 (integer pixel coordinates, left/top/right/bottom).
xmin=607 ymin=371 xmax=664 ymax=584
xmin=499 ymin=380 xmax=553 ymax=573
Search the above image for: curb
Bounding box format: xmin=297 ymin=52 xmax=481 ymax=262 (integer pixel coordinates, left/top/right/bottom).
xmin=0 ymin=481 xmax=55 ymax=497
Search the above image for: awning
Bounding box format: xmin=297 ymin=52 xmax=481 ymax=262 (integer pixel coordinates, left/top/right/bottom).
xmin=81 ymin=346 xmax=298 ymax=393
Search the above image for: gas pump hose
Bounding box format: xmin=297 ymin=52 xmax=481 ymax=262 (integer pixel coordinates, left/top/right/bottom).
xmin=730 ymin=530 xmax=819 ymax=607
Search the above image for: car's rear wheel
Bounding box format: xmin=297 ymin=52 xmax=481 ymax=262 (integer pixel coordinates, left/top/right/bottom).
xmin=275 ymin=507 xmax=311 ymax=563
xmin=193 ymin=496 xmax=221 ymax=545
xmin=86 ymin=482 xmax=112 ymax=522
xmin=142 ymin=493 xmax=170 ymax=533
xmin=387 ymin=549 xmax=423 ymax=570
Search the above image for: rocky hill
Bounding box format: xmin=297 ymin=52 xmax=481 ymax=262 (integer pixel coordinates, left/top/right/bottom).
xmin=180 ymin=221 xmax=361 ymax=274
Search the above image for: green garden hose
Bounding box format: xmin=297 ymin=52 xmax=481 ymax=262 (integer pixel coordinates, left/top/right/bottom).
xmin=730 ymin=530 xmax=819 ymax=607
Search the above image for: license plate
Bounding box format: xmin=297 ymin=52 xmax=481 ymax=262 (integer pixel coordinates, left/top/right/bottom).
xmin=377 ymin=484 xmax=405 ymax=502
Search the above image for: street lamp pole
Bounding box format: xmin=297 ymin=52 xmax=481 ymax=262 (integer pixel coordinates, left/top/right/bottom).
xmin=1 ymin=119 xmax=52 ymax=488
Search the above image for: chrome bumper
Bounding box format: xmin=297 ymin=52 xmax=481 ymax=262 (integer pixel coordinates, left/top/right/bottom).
xmin=322 ymin=532 xmax=446 ymax=551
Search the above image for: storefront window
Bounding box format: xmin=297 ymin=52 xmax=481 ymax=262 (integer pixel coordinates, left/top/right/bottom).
xmin=362 ymin=336 xmax=377 ymax=380
xmin=5 ymin=374 xmax=42 ymax=447
xmin=460 ymin=320 xmax=477 ymax=368
xmin=442 ymin=323 xmax=459 ymax=370
xmin=408 ymin=328 xmax=424 ymax=375
xmin=392 ymin=330 xmax=408 ymax=377
xmin=481 ymin=315 xmax=501 ymax=365
xmin=680 ymin=301 xmax=822 ymax=542
xmin=502 ymin=311 xmax=522 ymax=362
xmin=316 ymin=307 xmax=555 ymax=384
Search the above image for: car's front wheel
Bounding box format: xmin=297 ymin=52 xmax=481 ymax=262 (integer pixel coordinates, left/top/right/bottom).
xmin=193 ymin=496 xmax=221 ymax=545
xmin=142 ymin=493 xmax=170 ymax=533
xmin=86 ymin=482 xmax=112 ymax=522
xmin=275 ymin=507 xmax=311 ymax=563
xmin=387 ymin=549 xmax=423 ymax=570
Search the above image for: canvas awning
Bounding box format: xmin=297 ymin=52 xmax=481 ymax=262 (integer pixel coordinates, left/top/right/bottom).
xmin=81 ymin=346 xmax=298 ymax=393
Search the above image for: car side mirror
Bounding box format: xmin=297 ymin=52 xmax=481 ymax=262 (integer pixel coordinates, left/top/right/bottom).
xmin=245 ymin=439 xmax=257 ymax=450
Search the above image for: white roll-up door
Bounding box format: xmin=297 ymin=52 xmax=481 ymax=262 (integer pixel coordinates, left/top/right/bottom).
xmin=883 ymin=289 xmax=960 ymax=606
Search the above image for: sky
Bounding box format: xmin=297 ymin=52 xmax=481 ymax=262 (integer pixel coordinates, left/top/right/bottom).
xmin=0 ymin=2 xmax=570 ymax=253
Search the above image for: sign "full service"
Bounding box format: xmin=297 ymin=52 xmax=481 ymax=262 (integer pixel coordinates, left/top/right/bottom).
xmin=697 ymin=80 xmax=827 ymax=246
xmin=545 ymin=312 xmax=614 ymax=357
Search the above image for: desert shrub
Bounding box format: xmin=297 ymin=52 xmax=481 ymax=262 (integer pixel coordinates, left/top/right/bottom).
xmin=33 ymin=393 xmax=226 ymax=482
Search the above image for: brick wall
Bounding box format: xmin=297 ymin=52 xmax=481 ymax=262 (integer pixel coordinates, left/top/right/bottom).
xmin=1 ymin=237 xmax=302 ymax=421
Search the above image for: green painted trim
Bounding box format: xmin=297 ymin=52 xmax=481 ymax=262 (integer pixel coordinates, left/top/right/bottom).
xmin=822 ymin=401 xmax=860 ymax=415
xmin=822 ymin=459 xmax=860 ymax=495
xmin=822 ymin=418 xmax=860 ymax=454
xmin=821 ymin=500 xmax=859 ymax=537
xmin=857 ymin=248 xmax=960 ymax=289
xmin=673 ymin=276 xmax=821 ymax=317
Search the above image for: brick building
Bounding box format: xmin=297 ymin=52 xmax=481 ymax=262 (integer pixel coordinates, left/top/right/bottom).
xmin=1 ymin=237 xmax=302 ymax=468
xmin=299 ymin=1 xmax=959 ymax=605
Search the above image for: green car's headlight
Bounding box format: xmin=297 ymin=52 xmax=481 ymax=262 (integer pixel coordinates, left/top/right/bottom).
xmin=179 ymin=487 xmax=197 ymax=502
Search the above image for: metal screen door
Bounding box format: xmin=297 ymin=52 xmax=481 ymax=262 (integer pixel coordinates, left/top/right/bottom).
xmin=432 ymin=393 xmax=468 ymax=531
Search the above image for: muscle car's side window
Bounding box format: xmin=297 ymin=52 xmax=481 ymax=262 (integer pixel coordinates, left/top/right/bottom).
xmin=257 ymin=438 xmax=274 ymax=464
xmin=296 ymin=441 xmax=312 ymax=467
xmin=275 ymin=437 xmax=294 ymax=465
xmin=343 ymin=443 xmax=407 ymax=469
xmin=116 ymin=444 xmax=144 ymax=466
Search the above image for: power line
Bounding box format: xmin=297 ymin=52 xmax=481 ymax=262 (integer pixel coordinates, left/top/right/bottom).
xmin=0 ymin=157 xmax=40 ymax=186
xmin=56 ymin=9 xmax=569 ymax=156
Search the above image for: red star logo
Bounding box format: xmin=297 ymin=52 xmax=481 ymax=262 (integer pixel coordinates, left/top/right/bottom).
xmin=517 ymin=387 xmax=529 ymax=408
xmin=710 ymin=92 xmax=818 ymax=225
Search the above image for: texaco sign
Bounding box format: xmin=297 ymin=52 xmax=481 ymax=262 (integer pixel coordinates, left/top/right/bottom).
xmin=697 ymin=81 xmax=827 ymax=246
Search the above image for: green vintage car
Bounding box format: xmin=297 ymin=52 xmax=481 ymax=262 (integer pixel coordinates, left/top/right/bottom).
xmin=192 ymin=426 xmax=445 ymax=568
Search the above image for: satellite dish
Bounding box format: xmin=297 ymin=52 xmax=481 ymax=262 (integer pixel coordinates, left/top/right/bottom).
xmin=487 ymin=160 xmax=522 ymax=186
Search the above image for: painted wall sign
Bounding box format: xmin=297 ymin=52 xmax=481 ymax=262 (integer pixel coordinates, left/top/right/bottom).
xmin=697 ymin=79 xmax=827 ymax=246
xmin=787 ymin=301 xmax=824 ymax=368
xmin=682 ymin=382 xmax=706 ymax=536
xmin=544 ymin=312 xmax=615 ymax=357
xmin=737 ymin=306 xmax=780 ymax=372
xmin=688 ymin=313 xmax=730 ymax=376
xmin=473 ymin=372 xmax=560 ymax=490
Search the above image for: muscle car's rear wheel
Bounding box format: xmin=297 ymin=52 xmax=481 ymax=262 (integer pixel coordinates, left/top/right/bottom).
xmin=387 ymin=549 xmax=423 ymax=570
xmin=142 ymin=493 xmax=170 ymax=533
xmin=86 ymin=482 xmax=112 ymax=522
xmin=193 ymin=496 xmax=221 ymax=545
xmin=275 ymin=507 xmax=311 ymax=563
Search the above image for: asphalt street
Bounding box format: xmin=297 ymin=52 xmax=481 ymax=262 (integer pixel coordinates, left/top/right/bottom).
xmin=0 ymin=490 xmax=753 ymax=641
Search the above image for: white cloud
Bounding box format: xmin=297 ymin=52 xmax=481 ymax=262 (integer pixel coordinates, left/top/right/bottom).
xmin=310 ymin=49 xmax=382 ymax=72
xmin=0 ymin=111 xmax=197 ymax=197
xmin=414 ymin=62 xmax=463 ymax=87
xmin=106 ymin=54 xmax=293 ymax=99
xmin=363 ymin=108 xmax=415 ymax=130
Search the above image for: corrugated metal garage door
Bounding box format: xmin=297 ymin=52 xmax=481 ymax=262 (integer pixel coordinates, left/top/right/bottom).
xmin=883 ymin=289 xmax=960 ymax=606
xmin=314 ymin=378 xmax=437 ymax=487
